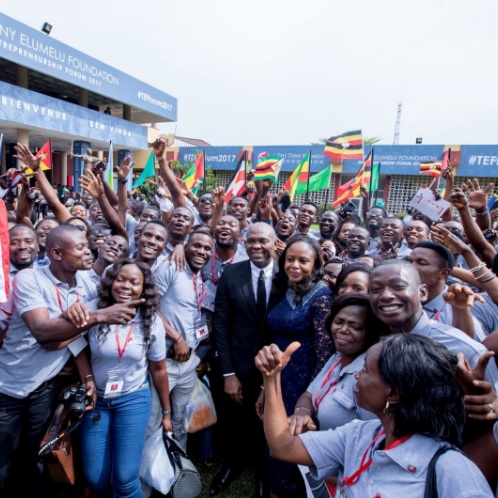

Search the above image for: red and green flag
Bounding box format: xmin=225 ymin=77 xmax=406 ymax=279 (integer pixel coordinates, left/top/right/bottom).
xmin=184 ymin=152 xmax=205 ymax=190
xmin=284 ymin=154 xmax=309 ymax=201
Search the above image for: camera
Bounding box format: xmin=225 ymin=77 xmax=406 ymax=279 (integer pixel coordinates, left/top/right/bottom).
xmin=62 ymin=385 xmax=90 ymax=418
xmin=91 ymin=161 xmax=106 ymax=174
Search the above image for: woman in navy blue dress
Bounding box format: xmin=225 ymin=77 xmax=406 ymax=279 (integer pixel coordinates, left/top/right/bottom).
xmin=263 ymin=234 xmax=334 ymax=498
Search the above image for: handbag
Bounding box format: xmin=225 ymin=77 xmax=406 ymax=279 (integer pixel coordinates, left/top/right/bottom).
xmin=163 ymin=431 xmax=202 ymax=498
xmin=424 ymin=444 xmax=462 ymax=498
xmin=39 ymin=403 xmax=78 ymax=485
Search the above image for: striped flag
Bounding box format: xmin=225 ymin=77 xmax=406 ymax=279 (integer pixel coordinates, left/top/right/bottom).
xmin=254 ymin=154 xmax=281 ymax=182
xmin=184 ymin=152 xmax=205 ymax=191
xmin=419 ymin=161 xmax=442 ymax=177
xmin=23 ymin=140 xmax=52 ymax=176
xmin=284 ymin=154 xmax=309 ymax=202
xmin=333 ymin=151 xmax=372 ymax=208
xmin=225 ymin=152 xmax=247 ymax=203
xmin=323 ymin=130 xmax=363 ymax=161
xmin=105 ymin=142 xmax=114 ymax=189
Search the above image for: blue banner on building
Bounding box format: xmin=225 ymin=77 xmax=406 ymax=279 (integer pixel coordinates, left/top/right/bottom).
xmin=0 ymin=13 xmax=177 ymax=122
xmin=0 ymin=81 xmax=147 ymax=149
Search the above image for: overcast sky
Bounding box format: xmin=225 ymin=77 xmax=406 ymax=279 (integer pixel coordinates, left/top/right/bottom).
xmin=3 ymin=0 xmax=498 ymax=146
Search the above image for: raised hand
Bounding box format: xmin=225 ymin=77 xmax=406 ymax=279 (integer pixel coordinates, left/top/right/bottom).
xmin=13 ymin=143 xmax=41 ymax=172
xmin=212 ymin=186 xmax=225 ymax=207
xmin=79 ymin=169 xmax=104 ymax=198
xmin=117 ymin=156 xmax=133 ymax=181
xmin=152 ymin=138 xmax=167 ymax=158
xmin=443 ymin=283 xmax=485 ymax=310
xmin=431 ymin=224 xmax=468 ymax=255
xmin=461 ymin=178 xmax=494 ymax=213
xmin=448 ymin=188 xmax=468 ymax=210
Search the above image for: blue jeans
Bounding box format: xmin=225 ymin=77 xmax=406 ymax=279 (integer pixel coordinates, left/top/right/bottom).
xmin=80 ymin=385 xmax=151 ymax=498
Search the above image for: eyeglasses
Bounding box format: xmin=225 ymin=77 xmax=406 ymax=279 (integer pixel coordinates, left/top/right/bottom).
xmin=199 ymin=198 xmax=214 ymax=204
xmin=89 ymin=228 xmax=112 ymax=236
xmin=73 ymin=225 xmax=87 ymax=232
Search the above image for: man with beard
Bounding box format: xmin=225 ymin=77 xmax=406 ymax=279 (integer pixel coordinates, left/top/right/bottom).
xmin=86 ymin=235 xmax=129 ymax=285
xmin=294 ymin=202 xmax=320 ymax=239
xmin=88 ymin=201 xmax=106 ymax=226
xmin=404 ymin=219 xmax=430 ymax=250
xmin=344 ymin=226 xmax=370 ymax=263
xmin=365 ymin=206 xmax=386 ymax=252
xmin=9 ymin=225 xmax=39 ymax=277
xmin=201 ymin=215 xmax=248 ymax=313
xmin=197 ymin=193 xmax=215 ymax=225
xmin=319 ymin=210 xmax=339 ymax=240
xmin=154 ymin=229 xmax=214 ymax=448
xmin=370 ymin=216 xmax=410 ymax=261
xmin=0 ymin=225 xmax=141 ymax=497
xmin=34 ymin=218 xmax=59 ymax=267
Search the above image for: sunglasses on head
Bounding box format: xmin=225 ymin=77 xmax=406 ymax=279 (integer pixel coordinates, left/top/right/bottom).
xmin=73 ymin=225 xmax=87 ymax=232
xmin=199 ymin=198 xmax=214 ymax=204
xmin=89 ymin=228 xmax=112 ymax=236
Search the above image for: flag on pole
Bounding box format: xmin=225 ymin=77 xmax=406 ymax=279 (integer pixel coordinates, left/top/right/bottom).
xmin=225 ymin=152 xmax=247 ymax=203
xmin=0 ymin=133 xmax=3 ymax=161
xmin=105 ymin=142 xmax=114 ymax=189
xmin=253 ymin=154 xmax=281 ymax=182
xmin=419 ymin=161 xmax=442 ymax=177
xmin=183 ymin=152 xmax=204 ymax=190
xmin=296 ymin=164 xmax=331 ymax=195
xmin=323 ymin=130 xmax=363 ymax=161
xmin=487 ymin=193 xmax=498 ymax=211
xmin=332 ymin=151 xmax=372 ymax=208
xmin=370 ymin=162 xmax=380 ymax=191
xmin=132 ymin=151 xmax=155 ymax=189
xmin=284 ymin=154 xmax=310 ymax=202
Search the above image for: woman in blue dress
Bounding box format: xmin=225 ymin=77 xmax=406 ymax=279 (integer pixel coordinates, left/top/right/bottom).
xmin=262 ymin=234 xmax=334 ymax=497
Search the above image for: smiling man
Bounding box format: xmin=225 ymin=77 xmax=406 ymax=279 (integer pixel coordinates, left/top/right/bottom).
xmin=319 ymin=210 xmax=339 ymax=240
xmin=370 ymin=216 xmax=410 ymax=261
xmin=154 ymin=228 xmax=214 ymax=448
xmin=345 ymin=226 xmax=370 ymax=263
xmin=294 ymin=202 xmax=320 ymax=239
xmin=369 ymin=260 xmax=498 ymax=388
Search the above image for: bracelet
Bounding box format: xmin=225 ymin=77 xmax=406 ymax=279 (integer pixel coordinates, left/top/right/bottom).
xmin=475 ymin=270 xmax=493 ymax=281
xmin=174 ymin=335 xmax=182 ymax=343
xmin=260 ymin=385 xmax=265 ymax=390
xmin=475 ymin=209 xmax=488 ymax=216
xmin=85 ymin=374 xmax=94 ymax=379
xmin=162 ymin=409 xmax=171 ymax=416
xmin=118 ymin=179 xmax=128 ymax=185
xmin=294 ymin=406 xmax=312 ymax=417
xmin=469 ymin=262 xmax=487 ymax=273
xmin=480 ymin=273 xmax=496 ymax=284
xmin=157 ymin=157 xmax=165 ymax=162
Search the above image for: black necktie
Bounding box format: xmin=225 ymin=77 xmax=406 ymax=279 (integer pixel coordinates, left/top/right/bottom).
xmin=257 ymin=269 xmax=267 ymax=316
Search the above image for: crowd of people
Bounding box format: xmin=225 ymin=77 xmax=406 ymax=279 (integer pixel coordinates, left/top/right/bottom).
xmin=1 ymin=136 xmax=498 ymax=498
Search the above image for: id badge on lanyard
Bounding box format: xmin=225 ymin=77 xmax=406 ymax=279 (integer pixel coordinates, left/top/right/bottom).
xmin=194 ymin=313 xmax=208 ymax=342
xmin=104 ymin=369 xmax=126 ymax=398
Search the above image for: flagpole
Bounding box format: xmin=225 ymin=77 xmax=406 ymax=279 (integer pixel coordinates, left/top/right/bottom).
xmin=244 ymin=150 xmax=247 ymax=194
xmin=306 ymin=150 xmax=311 ymax=200
xmin=368 ymin=148 xmax=374 ymax=207
xmin=202 ymin=149 xmax=206 ymax=194
xmin=324 ymin=170 xmax=330 ymax=210
xmin=437 ymin=148 xmax=449 ymax=191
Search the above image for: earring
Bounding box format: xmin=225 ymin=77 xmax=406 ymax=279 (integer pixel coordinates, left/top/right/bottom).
xmin=383 ymin=400 xmax=390 ymax=414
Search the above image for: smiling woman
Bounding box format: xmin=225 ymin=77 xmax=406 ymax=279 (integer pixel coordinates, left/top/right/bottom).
xmin=262 ymin=234 xmax=334 ymax=497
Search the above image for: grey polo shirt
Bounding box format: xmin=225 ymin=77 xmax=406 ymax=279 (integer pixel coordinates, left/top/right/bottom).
xmin=470 ymin=293 xmax=498 ymax=337
xmin=423 ymin=287 xmax=485 ymax=341
xmin=201 ymin=244 xmax=248 ymax=312
xmin=411 ymin=312 xmax=498 ymax=389
xmin=0 ymin=266 xmax=97 ymax=398
xmin=307 ymin=352 xmax=376 ymax=430
xmin=300 ymin=419 xmax=493 ymax=497
xmin=155 ymin=261 xmax=205 ymax=350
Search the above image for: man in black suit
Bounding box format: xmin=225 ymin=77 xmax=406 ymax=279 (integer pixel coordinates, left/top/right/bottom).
xmin=210 ymin=222 xmax=277 ymax=497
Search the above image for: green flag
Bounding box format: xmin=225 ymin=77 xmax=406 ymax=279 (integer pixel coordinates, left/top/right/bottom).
xmin=132 ymin=151 xmax=155 ymax=189
xmin=296 ymin=165 xmax=331 ymax=195
xmin=370 ymin=162 xmax=380 ymax=191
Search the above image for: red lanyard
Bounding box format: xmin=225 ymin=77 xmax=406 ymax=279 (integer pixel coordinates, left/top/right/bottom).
xmin=115 ymin=322 xmax=135 ymax=361
xmin=211 ymin=251 xmax=235 ymax=284
xmin=314 ymin=357 xmax=342 ymax=409
xmin=192 ymin=272 xmax=205 ymax=312
xmin=342 ymin=428 xmax=412 ymax=487
xmin=54 ymin=285 xmax=79 ymax=312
